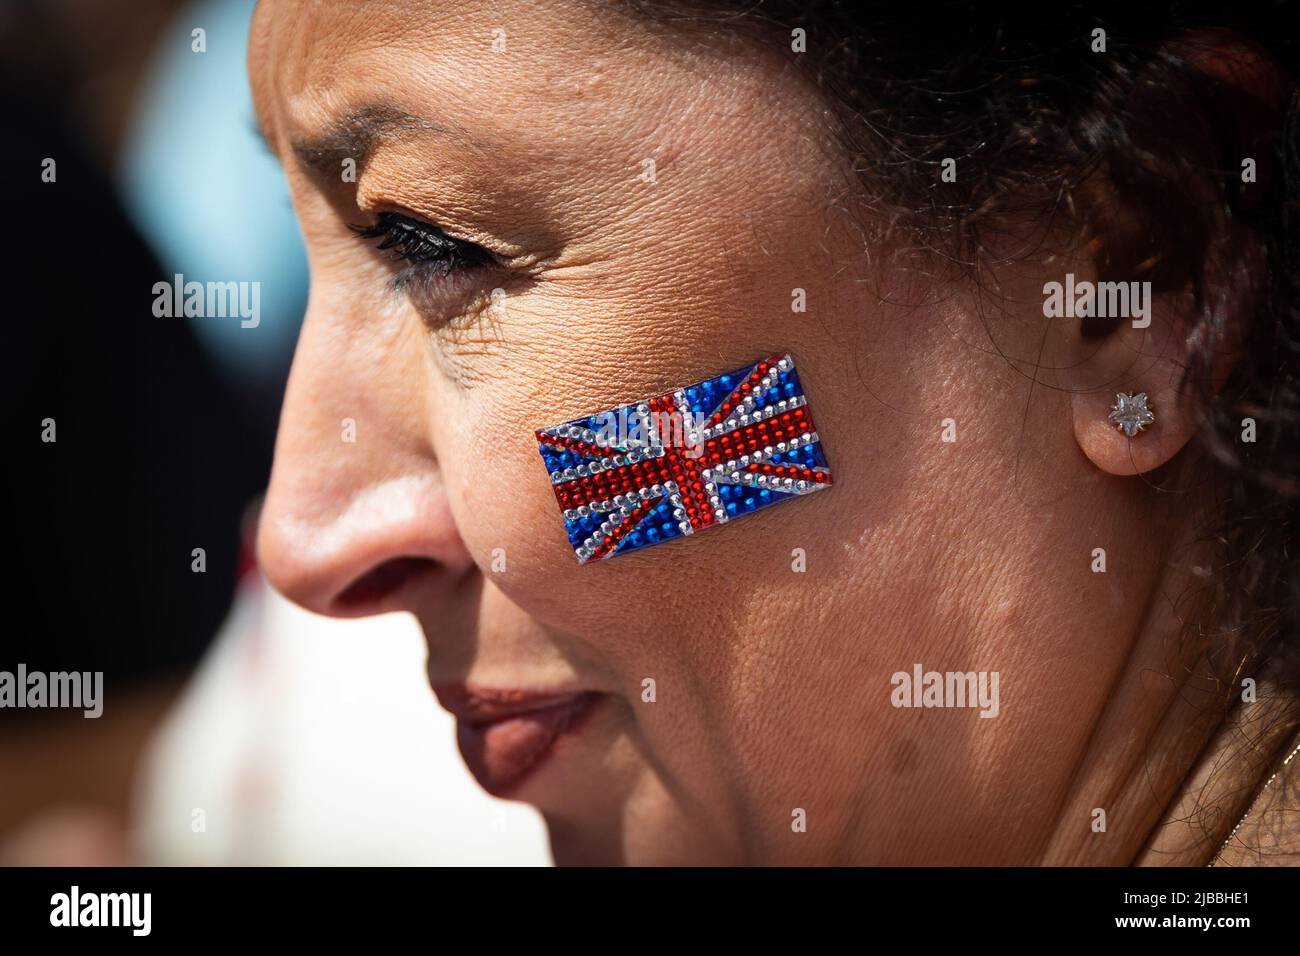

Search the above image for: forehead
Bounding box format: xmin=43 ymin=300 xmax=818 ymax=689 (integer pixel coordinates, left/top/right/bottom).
xmin=249 ymin=0 xmax=827 ymax=176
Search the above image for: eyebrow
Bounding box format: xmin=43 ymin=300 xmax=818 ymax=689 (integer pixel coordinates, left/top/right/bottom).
xmin=285 ymin=103 xmax=456 ymax=178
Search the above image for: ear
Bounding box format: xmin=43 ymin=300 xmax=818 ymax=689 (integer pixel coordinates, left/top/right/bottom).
xmin=1067 ymin=32 xmax=1281 ymax=477
xmin=1069 ymin=292 xmax=1234 ymax=477
xmin=1069 ymin=227 xmax=1264 ymax=477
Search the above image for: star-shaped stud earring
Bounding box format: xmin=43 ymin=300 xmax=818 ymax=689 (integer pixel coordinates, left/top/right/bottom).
xmin=1107 ymin=392 xmax=1155 ymax=437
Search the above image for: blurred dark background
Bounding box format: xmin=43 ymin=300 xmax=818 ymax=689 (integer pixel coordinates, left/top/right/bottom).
xmin=0 ymin=0 xmax=306 ymax=855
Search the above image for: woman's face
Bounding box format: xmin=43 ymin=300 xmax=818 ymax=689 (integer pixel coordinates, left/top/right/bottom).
xmin=251 ymin=0 xmax=1164 ymax=863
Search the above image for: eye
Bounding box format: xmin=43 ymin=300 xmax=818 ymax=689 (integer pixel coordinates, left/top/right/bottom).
xmin=349 ymin=211 xmax=495 ymax=277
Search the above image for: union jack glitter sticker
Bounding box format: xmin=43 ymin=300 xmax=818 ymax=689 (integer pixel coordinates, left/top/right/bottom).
xmin=536 ymin=353 xmax=833 ymax=563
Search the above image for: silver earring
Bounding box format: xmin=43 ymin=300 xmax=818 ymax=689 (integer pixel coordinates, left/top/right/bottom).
xmin=1108 ymin=392 xmax=1155 ymax=437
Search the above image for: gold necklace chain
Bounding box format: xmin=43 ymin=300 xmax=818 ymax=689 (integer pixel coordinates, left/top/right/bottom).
xmin=1209 ymin=734 xmax=1300 ymax=866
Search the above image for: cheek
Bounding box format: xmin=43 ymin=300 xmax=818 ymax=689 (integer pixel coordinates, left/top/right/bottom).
xmin=435 ymin=351 xmax=826 ymax=644
xmin=424 ymin=155 xmax=864 ymax=641
xmin=427 ymin=258 xmax=850 ymax=643
xmin=435 ymin=384 xmax=596 ymax=608
xmin=436 ymin=402 xmax=556 ymax=577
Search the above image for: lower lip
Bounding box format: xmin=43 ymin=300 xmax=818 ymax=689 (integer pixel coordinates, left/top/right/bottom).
xmin=455 ymin=693 xmax=601 ymax=796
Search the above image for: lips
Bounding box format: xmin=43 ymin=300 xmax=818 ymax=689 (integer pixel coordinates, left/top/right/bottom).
xmin=433 ymin=685 xmax=600 ymax=796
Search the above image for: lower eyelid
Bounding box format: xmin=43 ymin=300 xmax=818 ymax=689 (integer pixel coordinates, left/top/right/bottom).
xmin=394 ymin=263 xmax=497 ymax=324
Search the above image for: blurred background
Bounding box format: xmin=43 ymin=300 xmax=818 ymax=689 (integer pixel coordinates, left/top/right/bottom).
xmin=0 ymin=0 xmax=547 ymax=865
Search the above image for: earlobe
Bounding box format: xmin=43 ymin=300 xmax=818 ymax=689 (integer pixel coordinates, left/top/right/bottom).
xmin=1066 ymin=241 xmax=1255 ymax=478
xmin=1071 ymin=380 xmax=1197 ymax=477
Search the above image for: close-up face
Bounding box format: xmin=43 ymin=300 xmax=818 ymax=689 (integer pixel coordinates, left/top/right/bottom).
xmin=247 ymin=0 xmax=1299 ymax=865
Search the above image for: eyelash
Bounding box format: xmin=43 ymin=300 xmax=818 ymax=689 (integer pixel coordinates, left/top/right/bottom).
xmin=349 ymin=212 xmax=495 ymax=281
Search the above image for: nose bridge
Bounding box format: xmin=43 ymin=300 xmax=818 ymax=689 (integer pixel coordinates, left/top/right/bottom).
xmin=276 ymin=281 xmax=425 ymax=493
xmin=257 ymin=289 xmax=473 ymax=615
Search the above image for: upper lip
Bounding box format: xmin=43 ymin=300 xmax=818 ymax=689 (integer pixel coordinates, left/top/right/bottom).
xmin=431 ymin=684 xmax=594 ymax=725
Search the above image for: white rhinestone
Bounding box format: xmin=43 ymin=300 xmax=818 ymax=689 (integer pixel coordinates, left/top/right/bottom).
xmin=1107 ymin=391 xmax=1155 ymax=437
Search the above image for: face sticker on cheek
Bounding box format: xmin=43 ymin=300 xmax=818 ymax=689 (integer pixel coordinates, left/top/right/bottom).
xmin=535 ymin=353 xmax=834 ymax=563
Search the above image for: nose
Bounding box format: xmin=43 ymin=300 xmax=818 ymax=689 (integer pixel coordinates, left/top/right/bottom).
xmin=257 ymin=290 xmax=476 ymax=618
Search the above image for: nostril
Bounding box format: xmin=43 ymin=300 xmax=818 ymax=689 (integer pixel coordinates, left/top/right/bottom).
xmin=334 ymin=556 xmax=436 ymax=611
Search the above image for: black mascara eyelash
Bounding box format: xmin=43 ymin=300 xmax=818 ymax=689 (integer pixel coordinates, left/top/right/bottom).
xmin=349 ymin=212 xmax=495 ymax=275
